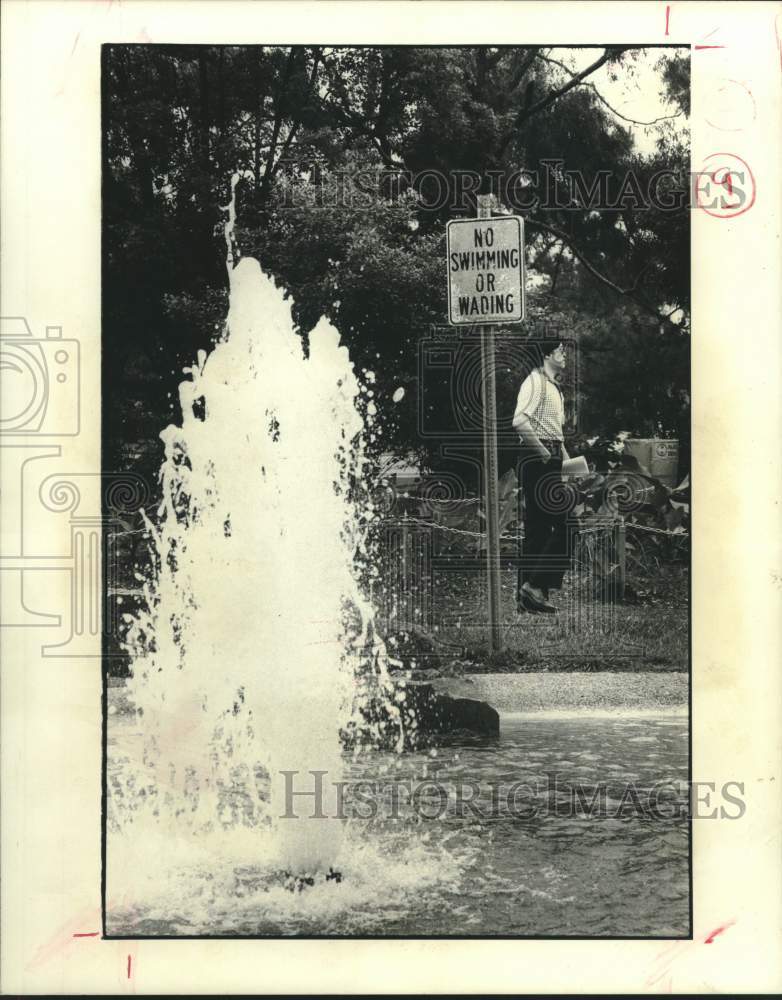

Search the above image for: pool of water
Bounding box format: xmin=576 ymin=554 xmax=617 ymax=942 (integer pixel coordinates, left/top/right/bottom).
xmin=106 ymin=713 xmax=689 ymax=937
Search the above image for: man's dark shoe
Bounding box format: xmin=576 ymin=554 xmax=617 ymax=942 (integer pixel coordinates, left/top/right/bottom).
xmin=518 ymin=591 xmax=540 ymax=615
xmin=521 ymin=586 xmax=557 ymax=614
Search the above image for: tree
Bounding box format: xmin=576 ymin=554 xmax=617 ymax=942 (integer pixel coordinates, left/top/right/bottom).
xmin=102 ymin=44 xmax=691 ymax=484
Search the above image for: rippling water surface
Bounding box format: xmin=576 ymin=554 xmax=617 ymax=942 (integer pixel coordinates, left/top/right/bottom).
xmin=107 ymin=712 xmax=689 ymax=937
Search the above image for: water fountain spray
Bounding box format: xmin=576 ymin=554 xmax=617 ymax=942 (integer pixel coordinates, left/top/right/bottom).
xmin=118 ymin=173 xmax=400 ymax=884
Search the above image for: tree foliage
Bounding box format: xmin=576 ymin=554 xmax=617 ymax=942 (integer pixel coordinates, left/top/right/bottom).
xmin=103 ymin=44 xmax=690 ymax=482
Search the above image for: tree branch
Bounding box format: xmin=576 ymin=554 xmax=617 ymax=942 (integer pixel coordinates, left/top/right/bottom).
xmin=536 ymin=52 xmax=683 ymax=126
xmin=507 ymin=47 xmax=541 ymax=93
xmin=525 ymin=217 xmax=675 ymax=323
xmin=498 ymin=47 xmax=625 ymax=158
xmin=316 ymin=50 xmax=411 ymax=171
xmin=522 ymin=47 xmax=623 ymax=121
xmin=323 ymin=98 xmax=406 ymax=169
xmin=548 ymin=241 xmax=566 ymax=297
xmin=528 ymin=235 xmax=560 ymax=271
xmin=271 ymin=47 xmax=323 ymax=176
xmin=260 ymin=47 xmax=297 ymax=202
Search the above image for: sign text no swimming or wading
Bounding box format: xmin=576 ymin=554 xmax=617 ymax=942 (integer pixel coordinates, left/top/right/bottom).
xmin=446 ymin=216 xmax=525 ymax=325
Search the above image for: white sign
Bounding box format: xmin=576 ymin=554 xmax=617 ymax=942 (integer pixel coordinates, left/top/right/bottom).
xmin=446 ymin=216 xmax=525 ymax=326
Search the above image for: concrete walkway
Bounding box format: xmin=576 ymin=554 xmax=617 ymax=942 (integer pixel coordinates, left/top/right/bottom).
xmin=434 ymin=671 xmax=688 ymax=717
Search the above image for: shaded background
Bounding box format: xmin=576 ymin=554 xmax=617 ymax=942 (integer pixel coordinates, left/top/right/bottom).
xmin=102 ymin=44 xmax=690 ymax=490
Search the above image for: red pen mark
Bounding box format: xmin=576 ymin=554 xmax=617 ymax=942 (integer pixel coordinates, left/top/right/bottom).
xmin=73 ymin=932 xmax=100 ymax=938
xmin=665 ymin=5 xmax=670 ymax=36
xmin=646 ymin=946 xmax=683 ymax=988
xmin=705 ymin=919 xmax=735 ymax=943
xmin=127 ymin=954 xmax=132 ymax=979
xmin=694 ymin=27 xmax=725 ymax=50
xmin=695 ymin=152 xmax=756 ymax=219
xmin=704 ymin=79 xmax=756 ymax=132
xmin=647 ymin=920 xmax=737 ymax=987
xmin=27 ymin=906 xmax=105 ymax=971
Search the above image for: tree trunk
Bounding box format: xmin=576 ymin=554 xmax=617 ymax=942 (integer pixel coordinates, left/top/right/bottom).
xmin=254 ymin=48 xmax=264 ymax=194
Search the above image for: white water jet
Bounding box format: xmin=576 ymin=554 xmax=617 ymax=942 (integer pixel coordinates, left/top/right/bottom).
xmin=119 ymin=202 xmax=397 ymax=876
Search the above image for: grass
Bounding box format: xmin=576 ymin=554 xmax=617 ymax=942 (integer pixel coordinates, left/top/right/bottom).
xmin=378 ymin=564 xmax=689 ymax=674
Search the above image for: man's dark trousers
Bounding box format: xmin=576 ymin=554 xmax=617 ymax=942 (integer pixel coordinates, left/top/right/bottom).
xmin=517 ymin=444 xmax=574 ymax=597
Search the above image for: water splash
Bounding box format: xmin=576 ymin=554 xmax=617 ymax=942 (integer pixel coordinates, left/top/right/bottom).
xmin=116 ymin=180 xmax=399 ymax=877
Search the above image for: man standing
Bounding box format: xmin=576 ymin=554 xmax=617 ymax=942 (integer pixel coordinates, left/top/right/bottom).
xmin=512 ymin=341 xmax=573 ymax=613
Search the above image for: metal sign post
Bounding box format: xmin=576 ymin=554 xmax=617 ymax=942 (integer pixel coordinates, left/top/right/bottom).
xmin=476 ymin=195 xmax=502 ymax=652
xmin=445 ymin=195 xmax=525 ymax=652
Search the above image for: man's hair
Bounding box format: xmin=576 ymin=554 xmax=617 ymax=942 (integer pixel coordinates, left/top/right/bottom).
xmin=521 ymin=339 xmax=563 ymax=378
